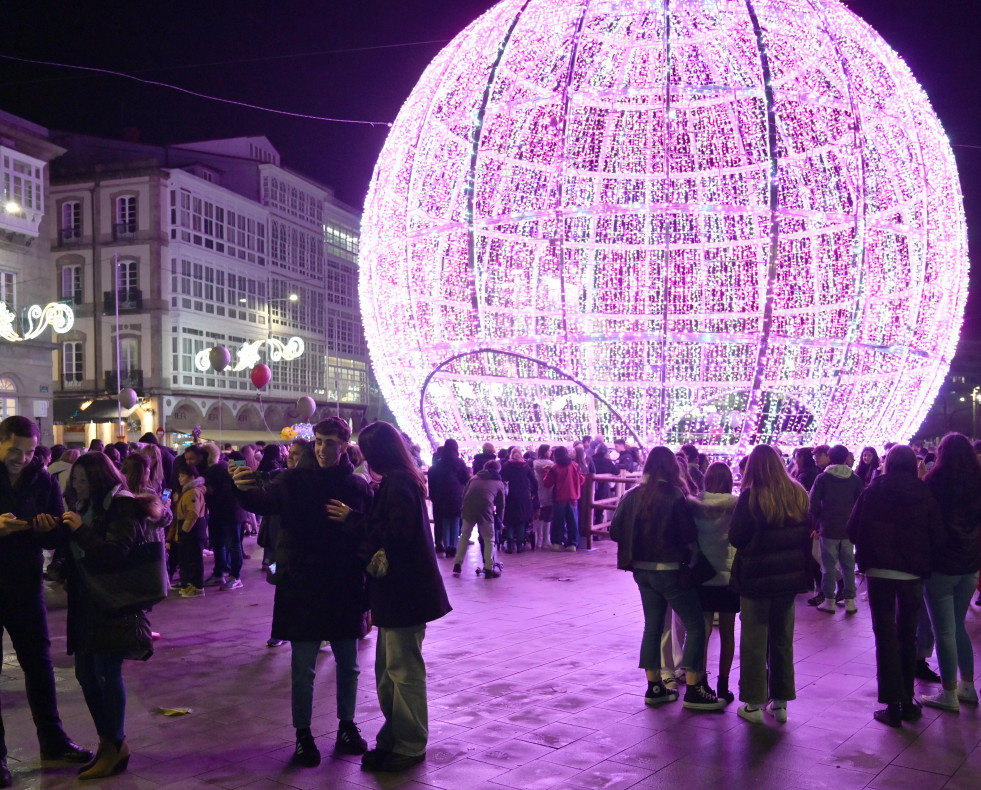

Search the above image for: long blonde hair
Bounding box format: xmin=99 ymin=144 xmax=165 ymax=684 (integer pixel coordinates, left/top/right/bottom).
xmin=741 ymin=445 xmax=808 ymax=525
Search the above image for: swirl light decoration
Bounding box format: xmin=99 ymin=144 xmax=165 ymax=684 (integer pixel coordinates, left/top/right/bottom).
xmin=359 ymin=0 xmax=969 ymax=455
xmin=1 ymin=302 xmax=75 ymax=342
xmin=194 ymin=337 xmax=305 ymax=373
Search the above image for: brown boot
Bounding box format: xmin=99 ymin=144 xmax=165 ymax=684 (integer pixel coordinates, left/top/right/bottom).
xmin=78 ymin=738 xmax=129 ymax=780
xmin=78 ymin=738 xmax=110 ymax=773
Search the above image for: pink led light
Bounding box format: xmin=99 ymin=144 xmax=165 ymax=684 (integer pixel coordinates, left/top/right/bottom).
xmin=359 ymin=0 xmax=969 ymax=454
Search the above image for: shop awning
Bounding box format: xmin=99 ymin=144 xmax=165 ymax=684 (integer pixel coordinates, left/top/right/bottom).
xmin=54 ymin=398 xmax=133 ymax=424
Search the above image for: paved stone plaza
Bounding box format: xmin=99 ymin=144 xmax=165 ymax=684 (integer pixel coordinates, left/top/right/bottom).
xmin=3 ymin=536 xmax=980 ymax=789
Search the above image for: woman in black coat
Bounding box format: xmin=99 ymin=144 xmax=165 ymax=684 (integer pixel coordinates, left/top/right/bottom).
xmin=919 ymin=433 xmax=980 ymax=712
xmin=729 ymin=445 xmax=812 ymax=725
xmin=847 ymin=444 xmax=945 ymax=727
xmin=61 ymin=452 xmax=160 ymax=779
xmin=501 ymin=448 xmax=539 ymax=552
xmin=357 ymin=421 xmax=452 ymax=774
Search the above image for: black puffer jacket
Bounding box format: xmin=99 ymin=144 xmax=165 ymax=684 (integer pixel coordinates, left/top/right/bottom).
xmin=846 ymin=471 xmax=945 ymax=578
xmin=66 ymin=491 xmax=157 ymax=659
xmin=235 ymin=455 xmax=373 ymax=642
xmin=728 ymin=490 xmax=812 ymax=598
xmin=610 ymin=482 xmax=696 ymax=571
xmin=926 ymin=478 xmax=981 ymax=576
xmin=501 ymin=459 xmax=538 ymax=525
xmin=0 ymin=458 xmax=63 ymax=591
xmin=363 ymin=470 xmax=452 ymax=629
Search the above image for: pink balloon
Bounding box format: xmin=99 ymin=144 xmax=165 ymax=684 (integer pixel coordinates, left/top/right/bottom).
xmin=250 ymin=364 xmax=271 ymax=389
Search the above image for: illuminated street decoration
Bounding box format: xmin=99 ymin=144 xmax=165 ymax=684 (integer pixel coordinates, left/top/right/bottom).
xmin=1 ymin=302 xmax=74 ymax=342
xmin=194 ymin=337 xmax=305 ymax=372
xmin=360 ymin=0 xmax=969 ymax=454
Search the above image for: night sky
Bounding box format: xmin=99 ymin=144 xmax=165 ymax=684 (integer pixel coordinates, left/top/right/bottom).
xmin=3 ymin=0 xmax=979 ymax=333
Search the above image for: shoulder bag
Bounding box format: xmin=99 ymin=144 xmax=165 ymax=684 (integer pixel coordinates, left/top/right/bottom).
xmin=72 ymin=539 xmax=168 ymax=615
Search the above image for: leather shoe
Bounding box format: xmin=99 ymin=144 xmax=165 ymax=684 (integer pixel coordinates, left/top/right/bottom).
xmin=41 ymin=739 xmax=94 ymax=763
xmin=380 ymin=752 xmax=425 ymax=772
xmin=361 ymin=748 xmax=391 ymax=771
xmin=0 ymin=758 xmax=12 ymax=789
xmin=873 ymin=705 xmax=902 ymax=728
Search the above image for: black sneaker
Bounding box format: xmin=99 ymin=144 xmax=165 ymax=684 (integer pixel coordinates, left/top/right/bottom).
xmin=645 ymin=682 xmax=679 ymax=706
xmin=452 ymin=563 xmax=462 ymax=575
xmin=682 ymin=681 xmax=726 ymax=711
xmin=873 ymin=705 xmax=902 ymax=728
xmin=483 ymin=567 xmax=501 ymax=578
xmin=835 ymin=591 xmax=845 ymax=606
xmin=807 ymin=593 xmax=825 ymax=607
xmin=292 ymin=733 xmax=321 ymax=766
xmin=335 ymin=721 xmax=368 ymax=755
xmin=914 ymin=659 xmax=941 ymax=683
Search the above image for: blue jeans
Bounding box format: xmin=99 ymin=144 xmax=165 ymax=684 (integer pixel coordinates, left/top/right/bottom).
xmin=550 ymin=501 xmax=579 ymax=548
xmin=924 ymin=571 xmax=979 ymax=685
xmin=820 ymin=538 xmax=855 ymax=599
xmin=290 ymin=639 xmax=360 ymax=728
xmin=74 ymin=652 xmax=126 ymax=742
xmin=437 ymin=517 xmax=460 ymax=551
xmin=632 ymin=569 xmax=706 ymax=674
xmin=211 ymin=521 xmax=243 ymax=578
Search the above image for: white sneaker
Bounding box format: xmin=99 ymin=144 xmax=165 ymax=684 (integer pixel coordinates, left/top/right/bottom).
xmin=957 ymin=681 xmax=979 ymax=704
xmin=765 ymin=700 xmax=788 ymax=723
xmin=737 ymin=705 xmax=764 ymax=724
xmin=921 ymin=690 xmax=959 ymax=712
xmin=817 ymin=598 xmax=836 ymax=613
xmin=844 ymin=598 xmax=858 ymax=614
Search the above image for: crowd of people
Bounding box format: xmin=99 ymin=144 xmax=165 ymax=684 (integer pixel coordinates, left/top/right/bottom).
xmin=0 ymin=415 xmax=450 ymax=785
xmin=2 ymin=414 xmax=979 ymax=786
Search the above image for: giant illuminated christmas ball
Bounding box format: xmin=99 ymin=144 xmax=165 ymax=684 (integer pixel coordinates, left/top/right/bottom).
xmin=360 ymin=0 xmax=969 ymax=455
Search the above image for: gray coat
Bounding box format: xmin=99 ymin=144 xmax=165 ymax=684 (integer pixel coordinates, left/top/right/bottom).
xmin=461 ymin=469 xmax=506 ymax=528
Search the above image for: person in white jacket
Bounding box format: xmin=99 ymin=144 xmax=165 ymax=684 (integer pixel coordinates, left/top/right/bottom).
xmin=688 ymin=461 xmax=739 ymax=703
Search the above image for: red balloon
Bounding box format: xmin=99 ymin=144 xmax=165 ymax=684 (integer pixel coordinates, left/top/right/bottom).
xmin=250 ymin=364 xmax=271 ymax=389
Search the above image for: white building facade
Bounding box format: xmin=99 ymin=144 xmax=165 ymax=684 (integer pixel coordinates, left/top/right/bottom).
xmin=0 ymin=111 xmax=67 ymax=445
xmin=49 ymin=133 xmax=372 ymax=447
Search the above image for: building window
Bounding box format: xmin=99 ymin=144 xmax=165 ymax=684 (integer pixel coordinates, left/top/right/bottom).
xmin=0 ymin=270 xmax=13 ymax=309
xmin=1 ymin=148 xmax=44 ymax=214
xmin=0 ymin=377 xmax=16 ymax=420
xmin=115 ymin=195 xmax=137 ymax=238
xmin=119 ymin=337 xmax=140 ymax=373
xmin=115 ymin=259 xmax=139 ymax=292
xmin=60 ymin=265 xmax=82 ymax=304
xmin=62 ymin=343 xmax=83 ymax=382
xmin=60 ymin=200 xmax=81 ymax=242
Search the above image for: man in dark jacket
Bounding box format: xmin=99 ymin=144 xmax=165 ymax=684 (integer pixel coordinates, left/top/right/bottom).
xmin=809 ymin=445 xmax=864 ymax=613
xmin=472 ymin=442 xmax=496 ymax=475
xmin=187 ymin=442 xmax=248 ymax=591
xmin=846 ymin=444 xmax=945 ymax=727
xmin=233 ymin=416 xmax=373 ymax=767
xmin=0 ymin=416 xmax=92 ymax=786
xmin=426 ymin=438 xmax=469 ymax=557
